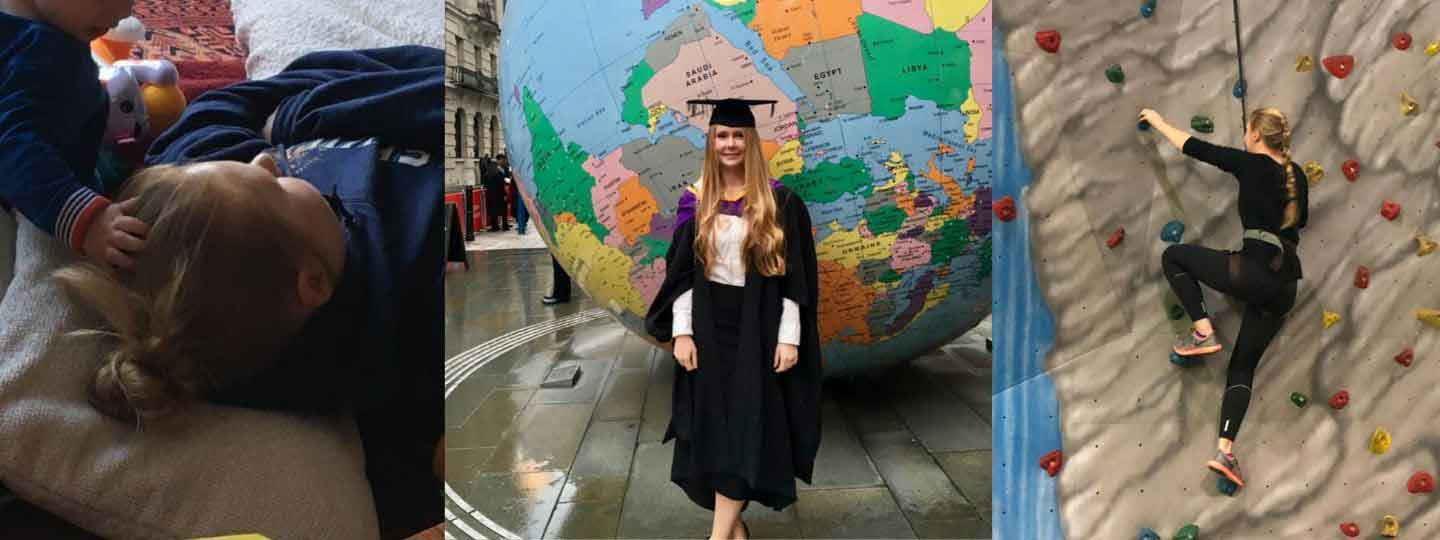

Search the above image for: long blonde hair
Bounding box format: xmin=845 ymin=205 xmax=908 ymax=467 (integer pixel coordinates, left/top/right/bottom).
xmin=55 ymin=164 xmax=317 ymax=423
xmin=694 ymin=125 xmax=786 ymax=277
xmin=1249 ymin=108 xmax=1299 ymax=229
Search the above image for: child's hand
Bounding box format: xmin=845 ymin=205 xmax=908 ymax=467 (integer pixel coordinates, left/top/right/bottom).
xmin=83 ymin=199 xmax=149 ymax=269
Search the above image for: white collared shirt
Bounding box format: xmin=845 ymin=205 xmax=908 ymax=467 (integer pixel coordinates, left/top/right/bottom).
xmin=673 ymin=213 xmax=802 ymax=345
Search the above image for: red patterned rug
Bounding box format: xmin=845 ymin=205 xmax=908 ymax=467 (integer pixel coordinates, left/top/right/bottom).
xmin=124 ymin=0 xmax=248 ymax=99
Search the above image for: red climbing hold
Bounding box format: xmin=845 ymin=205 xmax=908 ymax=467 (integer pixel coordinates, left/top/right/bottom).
xmin=1036 ymin=30 xmax=1061 ymax=53
xmin=1329 ymin=390 xmax=1350 ymax=410
xmin=1107 ymin=228 xmax=1125 ymax=249
xmin=1396 ymin=347 xmax=1414 ymax=367
xmin=1324 ymin=55 xmax=1355 ymax=79
xmin=994 ymin=196 xmax=1017 ymax=222
xmin=1381 ymin=201 xmax=1401 ymax=221
xmin=1394 ymin=32 xmax=1413 ymax=51
xmin=1355 ymin=266 xmax=1370 ymax=289
xmin=1039 ymin=449 xmax=1063 ymax=477
xmin=1408 ymin=471 xmax=1434 ymax=493
xmin=1343 ymin=159 xmax=1361 ymax=181
xmin=1340 ymin=522 xmax=1360 ymax=537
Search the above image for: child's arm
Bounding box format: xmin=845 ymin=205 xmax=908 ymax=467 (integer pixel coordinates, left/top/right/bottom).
xmin=0 ymin=81 xmax=146 ymax=266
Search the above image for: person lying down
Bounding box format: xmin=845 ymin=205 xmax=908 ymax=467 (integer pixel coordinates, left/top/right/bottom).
xmin=53 ymin=45 xmax=444 ymax=538
xmin=55 ymin=155 xmax=342 ymax=420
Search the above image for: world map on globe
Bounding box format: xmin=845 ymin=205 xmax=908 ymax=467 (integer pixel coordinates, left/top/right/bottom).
xmin=499 ymin=0 xmax=993 ymax=376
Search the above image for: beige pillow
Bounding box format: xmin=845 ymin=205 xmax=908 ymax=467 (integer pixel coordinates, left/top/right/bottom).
xmin=0 ymin=217 xmax=378 ymax=540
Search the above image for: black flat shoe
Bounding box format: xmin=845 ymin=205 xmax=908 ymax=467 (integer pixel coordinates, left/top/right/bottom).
xmin=542 ymin=296 xmax=569 ymax=305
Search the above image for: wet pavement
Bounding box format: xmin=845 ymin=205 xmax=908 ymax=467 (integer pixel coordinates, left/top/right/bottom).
xmin=445 ymin=249 xmax=992 ymax=539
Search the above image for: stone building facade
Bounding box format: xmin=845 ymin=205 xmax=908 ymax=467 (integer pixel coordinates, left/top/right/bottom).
xmin=444 ymin=0 xmax=504 ymax=188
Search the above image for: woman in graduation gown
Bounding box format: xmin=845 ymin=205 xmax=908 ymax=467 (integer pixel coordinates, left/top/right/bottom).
xmin=644 ymin=98 xmax=823 ymax=540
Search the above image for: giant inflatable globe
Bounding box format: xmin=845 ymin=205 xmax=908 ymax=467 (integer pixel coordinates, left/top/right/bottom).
xmin=499 ymin=0 xmax=994 ymax=376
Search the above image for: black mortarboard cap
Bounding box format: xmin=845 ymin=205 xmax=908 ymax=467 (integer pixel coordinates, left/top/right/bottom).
xmin=686 ymin=98 xmax=779 ymax=128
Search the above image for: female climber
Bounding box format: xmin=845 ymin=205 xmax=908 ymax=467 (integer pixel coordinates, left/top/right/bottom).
xmin=1139 ymin=107 xmax=1309 ymax=490
xmin=645 ymin=98 xmax=822 ymax=540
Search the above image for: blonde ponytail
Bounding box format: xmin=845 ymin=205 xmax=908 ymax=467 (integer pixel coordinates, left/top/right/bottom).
xmin=56 ymin=260 xmax=198 ymax=422
xmin=1249 ymin=108 xmax=1299 ymax=229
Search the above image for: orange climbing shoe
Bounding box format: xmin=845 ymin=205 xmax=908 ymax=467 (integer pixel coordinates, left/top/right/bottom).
xmin=1174 ymin=330 xmax=1222 ymax=357
xmin=1207 ymin=450 xmax=1244 ymax=487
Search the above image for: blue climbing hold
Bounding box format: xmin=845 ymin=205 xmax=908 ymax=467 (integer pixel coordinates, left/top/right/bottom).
xmin=1138 ymin=120 xmax=1151 ymax=131
xmin=1140 ymin=0 xmax=1157 ymax=18
xmin=1233 ymin=79 xmax=1246 ymax=99
xmin=1138 ymin=527 xmax=1161 ymax=540
xmin=1161 ymin=220 xmax=1185 ymax=243
xmin=1217 ymin=476 xmax=1239 ymax=496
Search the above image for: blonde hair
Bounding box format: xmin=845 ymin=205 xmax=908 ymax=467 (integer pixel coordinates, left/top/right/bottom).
xmin=694 ymin=125 xmax=786 ymax=277
xmin=1249 ymin=108 xmax=1299 ymax=229
xmin=55 ymin=164 xmax=317 ymax=423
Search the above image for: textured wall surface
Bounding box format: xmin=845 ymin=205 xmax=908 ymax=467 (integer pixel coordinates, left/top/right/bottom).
xmin=995 ymin=1 xmax=1440 ymax=537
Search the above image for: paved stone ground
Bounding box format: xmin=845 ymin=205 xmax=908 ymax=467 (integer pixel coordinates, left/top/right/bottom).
xmin=445 ymin=249 xmax=991 ymax=539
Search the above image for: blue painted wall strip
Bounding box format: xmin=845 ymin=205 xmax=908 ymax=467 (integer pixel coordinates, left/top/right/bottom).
xmin=992 ymin=23 xmax=1065 ymax=540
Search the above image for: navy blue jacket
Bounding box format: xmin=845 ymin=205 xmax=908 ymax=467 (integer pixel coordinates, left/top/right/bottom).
xmin=146 ymin=47 xmax=444 ymax=415
xmin=0 ymin=12 xmax=112 ymax=251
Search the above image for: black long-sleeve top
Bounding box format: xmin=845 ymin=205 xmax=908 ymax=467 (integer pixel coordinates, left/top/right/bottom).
xmin=1182 ymin=137 xmax=1309 ymax=280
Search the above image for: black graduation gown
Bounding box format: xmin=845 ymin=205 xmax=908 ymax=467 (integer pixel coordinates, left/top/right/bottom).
xmin=643 ymin=183 xmax=823 ymax=511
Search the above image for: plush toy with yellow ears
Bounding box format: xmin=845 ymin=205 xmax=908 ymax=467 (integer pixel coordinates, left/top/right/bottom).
xmin=91 ymin=17 xmax=188 ymax=145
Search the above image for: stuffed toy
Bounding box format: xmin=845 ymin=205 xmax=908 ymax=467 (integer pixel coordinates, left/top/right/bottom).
xmin=91 ymin=17 xmax=187 ymax=185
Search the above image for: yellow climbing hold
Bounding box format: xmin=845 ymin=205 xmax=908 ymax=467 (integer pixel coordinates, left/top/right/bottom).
xmin=1323 ymin=310 xmax=1341 ymax=329
xmin=1402 ymin=90 xmax=1421 ymax=116
xmin=1427 ymin=40 xmax=1440 ymax=57
xmin=1379 ymin=514 xmax=1400 ymax=537
xmin=1418 ymin=308 xmax=1440 ymax=328
xmin=1295 ymin=55 xmax=1315 ymax=71
xmin=1303 ymin=161 xmax=1324 ymax=184
xmin=1418 ymin=233 xmax=1437 ymax=257
xmin=1370 ymin=427 xmax=1392 ymax=454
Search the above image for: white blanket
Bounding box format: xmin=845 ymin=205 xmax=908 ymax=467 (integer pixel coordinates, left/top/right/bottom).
xmin=0 ymin=218 xmax=378 ymax=539
xmin=233 ymin=0 xmax=445 ymax=80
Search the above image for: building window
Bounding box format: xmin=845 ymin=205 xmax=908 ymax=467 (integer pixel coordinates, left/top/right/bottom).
xmin=474 ymin=45 xmax=483 ymax=74
xmin=490 ymin=53 xmax=498 ymax=76
xmin=454 ymin=108 xmax=466 ymax=158
xmin=455 ymin=36 xmax=464 ymax=67
xmin=490 ymin=116 xmax=500 ymax=156
xmin=473 ymin=112 xmax=482 ymax=158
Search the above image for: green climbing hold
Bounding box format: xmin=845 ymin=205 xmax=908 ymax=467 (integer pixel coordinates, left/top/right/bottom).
xmin=1140 ymin=0 xmax=1156 ymax=17
xmin=1138 ymin=120 xmax=1151 ymax=131
xmin=1106 ymin=64 xmax=1125 ymax=84
xmin=1290 ymin=392 xmax=1308 ymax=408
xmin=1191 ymin=115 xmax=1215 ymax=133
xmin=1217 ymin=476 xmax=1239 ymax=496
xmin=1138 ymin=528 xmax=1160 ymax=540
xmin=1161 ymin=220 xmax=1185 ymax=243
xmin=1168 ymin=304 xmax=1186 ymax=320
xmin=1175 ymin=523 xmax=1200 ymax=540
xmin=1170 ymin=351 xmax=1200 ymax=367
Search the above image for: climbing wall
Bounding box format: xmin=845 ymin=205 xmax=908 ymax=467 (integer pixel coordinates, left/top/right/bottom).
xmin=994 ymin=1 xmax=1440 ymax=538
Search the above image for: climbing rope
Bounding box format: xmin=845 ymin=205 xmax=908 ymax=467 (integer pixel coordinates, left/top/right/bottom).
xmin=1230 ymin=0 xmax=1248 ymax=133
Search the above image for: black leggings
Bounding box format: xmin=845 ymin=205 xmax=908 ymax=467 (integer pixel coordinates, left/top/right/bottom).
xmin=1162 ymin=244 xmax=1297 ymax=442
